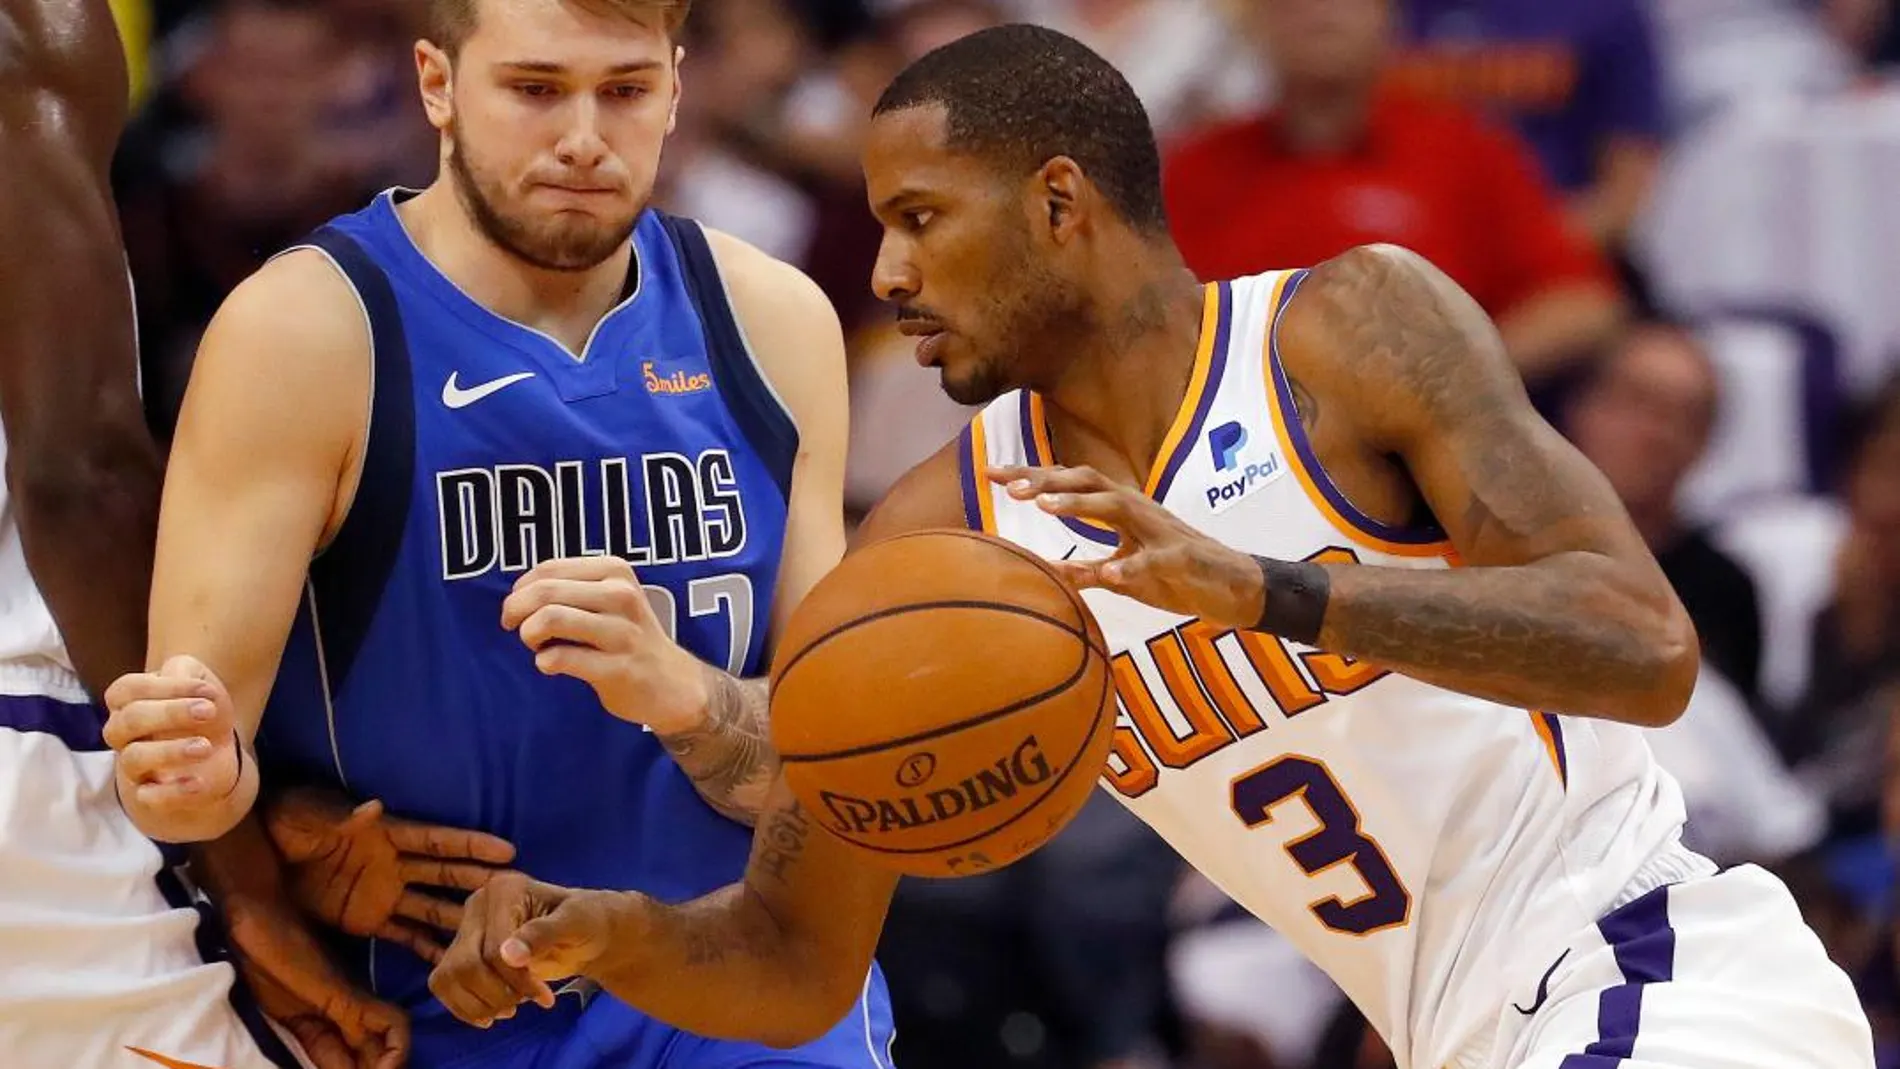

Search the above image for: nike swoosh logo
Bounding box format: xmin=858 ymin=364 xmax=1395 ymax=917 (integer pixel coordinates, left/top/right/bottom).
xmin=1511 ymin=948 xmax=1570 ymax=1016
xmin=442 ymin=371 xmax=535 ymax=409
xmin=126 ymin=1047 xmax=227 ymax=1069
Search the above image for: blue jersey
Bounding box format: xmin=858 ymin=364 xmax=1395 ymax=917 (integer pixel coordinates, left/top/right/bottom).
xmin=255 ymin=192 xmax=892 ymax=1069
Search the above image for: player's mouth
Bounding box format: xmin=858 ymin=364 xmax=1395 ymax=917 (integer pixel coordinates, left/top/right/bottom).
xmin=897 ymin=319 xmax=948 ymax=366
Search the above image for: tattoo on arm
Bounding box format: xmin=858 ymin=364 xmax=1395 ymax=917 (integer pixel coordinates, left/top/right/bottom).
xmin=754 ymin=800 xmax=812 ymax=886
xmin=1288 ymin=376 xmax=1320 ymax=434
xmin=657 ymin=669 xmax=779 ymax=825
xmin=1280 ymin=246 xmax=1694 ymax=723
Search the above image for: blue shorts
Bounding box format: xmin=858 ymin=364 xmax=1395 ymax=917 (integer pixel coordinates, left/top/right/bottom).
xmin=411 ymin=963 xmax=896 ymax=1069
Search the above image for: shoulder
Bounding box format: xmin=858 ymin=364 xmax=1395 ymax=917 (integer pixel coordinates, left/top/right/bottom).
xmin=698 ymin=226 xmax=847 ymax=433
xmin=854 ymin=433 xmax=973 ymax=548
xmin=1279 ymin=245 xmax=1521 ymax=445
xmin=204 ymin=247 xmax=370 ymax=361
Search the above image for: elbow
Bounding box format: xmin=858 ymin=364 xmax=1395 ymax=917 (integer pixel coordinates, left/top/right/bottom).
xmin=8 ymin=427 xmax=161 ymax=524
xmin=1626 ymin=610 xmax=1700 ymax=729
xmin=753 ymin=973 xmax=865 ymax=1049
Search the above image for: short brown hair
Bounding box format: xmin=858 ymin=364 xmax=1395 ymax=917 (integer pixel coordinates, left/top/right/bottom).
xmin=429 ymin=0 xmax=691 ymax=55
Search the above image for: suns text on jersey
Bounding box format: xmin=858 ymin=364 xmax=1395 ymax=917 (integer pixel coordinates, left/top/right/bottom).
xmin=434 ymin=449 xmax=747 ymax=580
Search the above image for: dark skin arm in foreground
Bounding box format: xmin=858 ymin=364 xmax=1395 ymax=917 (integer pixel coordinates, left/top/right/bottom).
xmin=1005 ymin=245 xmax=1699 ymax=726
xmin=425 ymin=447 xmax=969 ymax=1044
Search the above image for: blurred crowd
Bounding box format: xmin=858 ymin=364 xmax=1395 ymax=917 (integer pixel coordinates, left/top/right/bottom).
xmin=104 ymin=0 xmax=1900 ymax=1067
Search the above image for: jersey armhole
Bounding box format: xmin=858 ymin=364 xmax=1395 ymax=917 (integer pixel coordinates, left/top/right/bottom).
xmin=285 ymin=227 xmax=417 ymax=688
xmin=656 ymin=214 xmax=801 ymax=503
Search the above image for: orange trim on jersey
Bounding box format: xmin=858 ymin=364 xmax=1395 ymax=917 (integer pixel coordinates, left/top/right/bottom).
xmin=962 ymin=417 xmax=997 ymax=534
xmin=1023 ymin=282 xmax=1224 ymax=535
xmin=1260 ymin=273 xmax=1457 ymax=560
xmin=1531 ymin=710 xmax=1568 ymax=786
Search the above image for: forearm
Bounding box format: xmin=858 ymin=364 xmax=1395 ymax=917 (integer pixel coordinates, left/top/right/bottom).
xmin=189 ymin=811 xmax=289 ymax=907
xmin=14 ymin=442 xmax=163 ymax=697
xmin=656 ymin=666 xmax=778 ymax=825
xmin=1307 ymin=553 xmax=1697 ymax=724
xmin=583 ymin=884 xmax=845 ymax=1047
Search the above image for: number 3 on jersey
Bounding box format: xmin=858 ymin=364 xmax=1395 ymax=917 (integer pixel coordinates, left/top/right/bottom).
xmin=1230 ymin=756 xmax=1411 ymax=936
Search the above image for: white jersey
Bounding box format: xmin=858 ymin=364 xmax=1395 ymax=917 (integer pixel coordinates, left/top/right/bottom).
xmin=0 ymin=412 xmax=84 ymax=702
xmin=961 ymin=272 xmax=1692 ymax=1069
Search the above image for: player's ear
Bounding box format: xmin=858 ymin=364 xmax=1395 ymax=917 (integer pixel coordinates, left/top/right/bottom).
xmin=1039 ymin=157 xmax=1085 ymax=243
xmin=417 ymin=40 xmax=455 ymax=132
xmin=667 ymin=45 xmax=684 ymax=135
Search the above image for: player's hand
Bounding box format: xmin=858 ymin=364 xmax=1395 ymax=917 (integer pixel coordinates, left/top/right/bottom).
xmin=223 ymin=890 xmax=410 ymax=1069
xmin=500 ymin=556 xmax=709 ymax=734
xmin=265 ymin=787 xmax=518 ymax=964
xmin=429 ymin=871 xmax=623 ymax=1028
xmin=104 ymin=654 xmax=245 ymax=812
xmin=990 ymin=465 xmax=1264 ymax=629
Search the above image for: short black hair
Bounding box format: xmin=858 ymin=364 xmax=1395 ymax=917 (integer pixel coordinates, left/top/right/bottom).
xmin=873 ymin=23 xmax=1167 ymax=233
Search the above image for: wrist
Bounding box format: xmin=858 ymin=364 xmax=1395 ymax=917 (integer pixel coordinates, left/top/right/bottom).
xmin=645 ymin=659 xmax=716 ymax=738
xmin=586 ymin=891 xmax=654 ymax=984
xmin=1249 ymin=557 xmax=1331 ymax=646
xmin=1215 ymin=545 xmax=1268 ymax=631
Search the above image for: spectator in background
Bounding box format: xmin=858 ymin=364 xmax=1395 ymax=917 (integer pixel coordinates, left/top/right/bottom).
xmin=115 ymin=0 xmax=373 ymax=439
xmin=1563 ymin=323 xmax=1764 ymax=701
xmin=1390 ymin=0 xmax=1665 ymax=254
xmin=1163 ymin=0 xmax=1624 ymax=387
xmin=1788 ymin=376 xmax=1900 ymax=841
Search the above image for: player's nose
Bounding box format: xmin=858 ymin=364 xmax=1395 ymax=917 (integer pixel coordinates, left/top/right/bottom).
xmin=871 ymin=238 xmax=919 ymax=303
xmin=554 ymin=102 xmax=610 ymax=170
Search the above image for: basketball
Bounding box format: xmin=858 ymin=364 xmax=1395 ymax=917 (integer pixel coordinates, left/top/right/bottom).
xmin=768 ymin=528 xmax=1117 ymax=879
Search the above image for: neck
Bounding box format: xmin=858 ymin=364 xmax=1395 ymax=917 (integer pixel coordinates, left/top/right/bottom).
xmin=400 ymin=181 xmax=633 ymax=353
xmin=1038 ymin=238 xmax=1208 ymax=488
xmin=1276 ymin=77 xmax=1376 ymax=155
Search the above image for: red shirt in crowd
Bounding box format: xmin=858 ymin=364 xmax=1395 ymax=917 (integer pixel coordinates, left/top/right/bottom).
xmin=1162 ymin=87 xmax=1614 ymax=320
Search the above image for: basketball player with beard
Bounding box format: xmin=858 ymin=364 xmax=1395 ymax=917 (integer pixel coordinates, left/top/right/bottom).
xmin=97 ymin=0 xmax=893 ymax=1065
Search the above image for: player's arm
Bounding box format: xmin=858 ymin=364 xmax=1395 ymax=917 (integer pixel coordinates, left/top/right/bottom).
xmin=1011 ymin=245 xmax=1696 ymax=726
xmin=0 ymin=0 xmax=164 ymax=699
xmin=105 ymin=251 xmax=366 ymax=842
xmin=647 ymin=232 xmax=853 ymax=824
xmin=1278 ymin=246 xmax=1697 ymax=724
xmin=431 ymin=441 xmax=967 ymax=1044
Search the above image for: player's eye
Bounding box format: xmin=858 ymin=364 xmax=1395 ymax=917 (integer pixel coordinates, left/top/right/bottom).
xmin=604 ymin=83 xmax=649 ymax=101
xmin=515 ymin=82 xmax=558 ymax=99
xmin=904 ymin=209 xmax=934 ymax=232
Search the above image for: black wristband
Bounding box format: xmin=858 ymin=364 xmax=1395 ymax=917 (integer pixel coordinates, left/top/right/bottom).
xmin=219 ymin=729 xmax=246 ymax=801
xmin=1251 ymin=556 xmax=1330 ymax=646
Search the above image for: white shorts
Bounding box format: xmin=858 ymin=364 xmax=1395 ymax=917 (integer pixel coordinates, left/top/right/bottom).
xmin=0 ymin=702 xmax=302 ymax=1069
xmin=1461 ymin=858 xmax=1873 ymax=1069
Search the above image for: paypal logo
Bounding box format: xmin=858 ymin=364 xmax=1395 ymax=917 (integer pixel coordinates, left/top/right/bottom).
xmin=1209 ymin=421 xmax=1248 ymax=472
xmin=1203 ymin=421 xmax=1282 ymax=513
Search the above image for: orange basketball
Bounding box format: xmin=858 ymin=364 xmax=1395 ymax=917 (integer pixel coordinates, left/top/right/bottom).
xmin=768 ymin=528 xmax=1116 ymax=879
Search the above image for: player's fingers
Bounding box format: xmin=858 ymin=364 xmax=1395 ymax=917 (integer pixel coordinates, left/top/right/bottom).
xmin=117 ymin=735 xmax=218 ymax=784
xmin=281 ymin=1017 xmax=354 ymax=1069
xmin=530 ymin=642 xmax=621 ymax=684
xmin=394 ymin=890 xmax=464 ymax=933
xmin=399 ymin=857 xmax=514 ymax=892
xmin=1032 ymin=488 xmax=1141 ymax=528
xmin=428 ymin=959 xmax=519 ymax=1029
xmin=516 ymin=604 xmax=624 ymax=655
xmin=501 ymin=576 xmax=651 ymax=632
xmin=374 ymin=918 xmax=448 ymax=964
xmin=386 ymin=819 xmax=517 ymax=864
xmin=1045 ymin=559 xmax=1108 ymax=591
xmin=104 ymin=671 xmax=216 ymax=713
xmin=513 ymin=555 xmax=638 ymax=589
xmin=102 ymin=696 xmax=219 ymax=749
xmin=989 ymin=464 xmax=1115 ymax=496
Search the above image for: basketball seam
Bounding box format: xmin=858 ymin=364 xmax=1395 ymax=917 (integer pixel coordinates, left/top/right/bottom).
xmin=880 ymin=527 xmax=1100 ymax=636
xmin=812 ymin=646 xmax=1115 ymax=856
xmin=777 ymin=602 xmax=1096 ymax=762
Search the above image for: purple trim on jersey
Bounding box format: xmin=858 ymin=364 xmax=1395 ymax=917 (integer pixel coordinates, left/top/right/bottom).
xmin=1019 ymin=392 xmax=1120 ymax=547
xmin=1558 ymin=884 xmax=1676 ymax=1067
xmin=0 ymin=692 xmax=105 ymax=753
xmin=1150 ymin=280 xmax=1236 ymax=504
xmin=957 ymin=422 xmax=984 ymax=532
xmin=1542 ymin=711 xmax=1569 ymax=786
xmin=1266 ymin=270 xmax=1450 ymax=546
